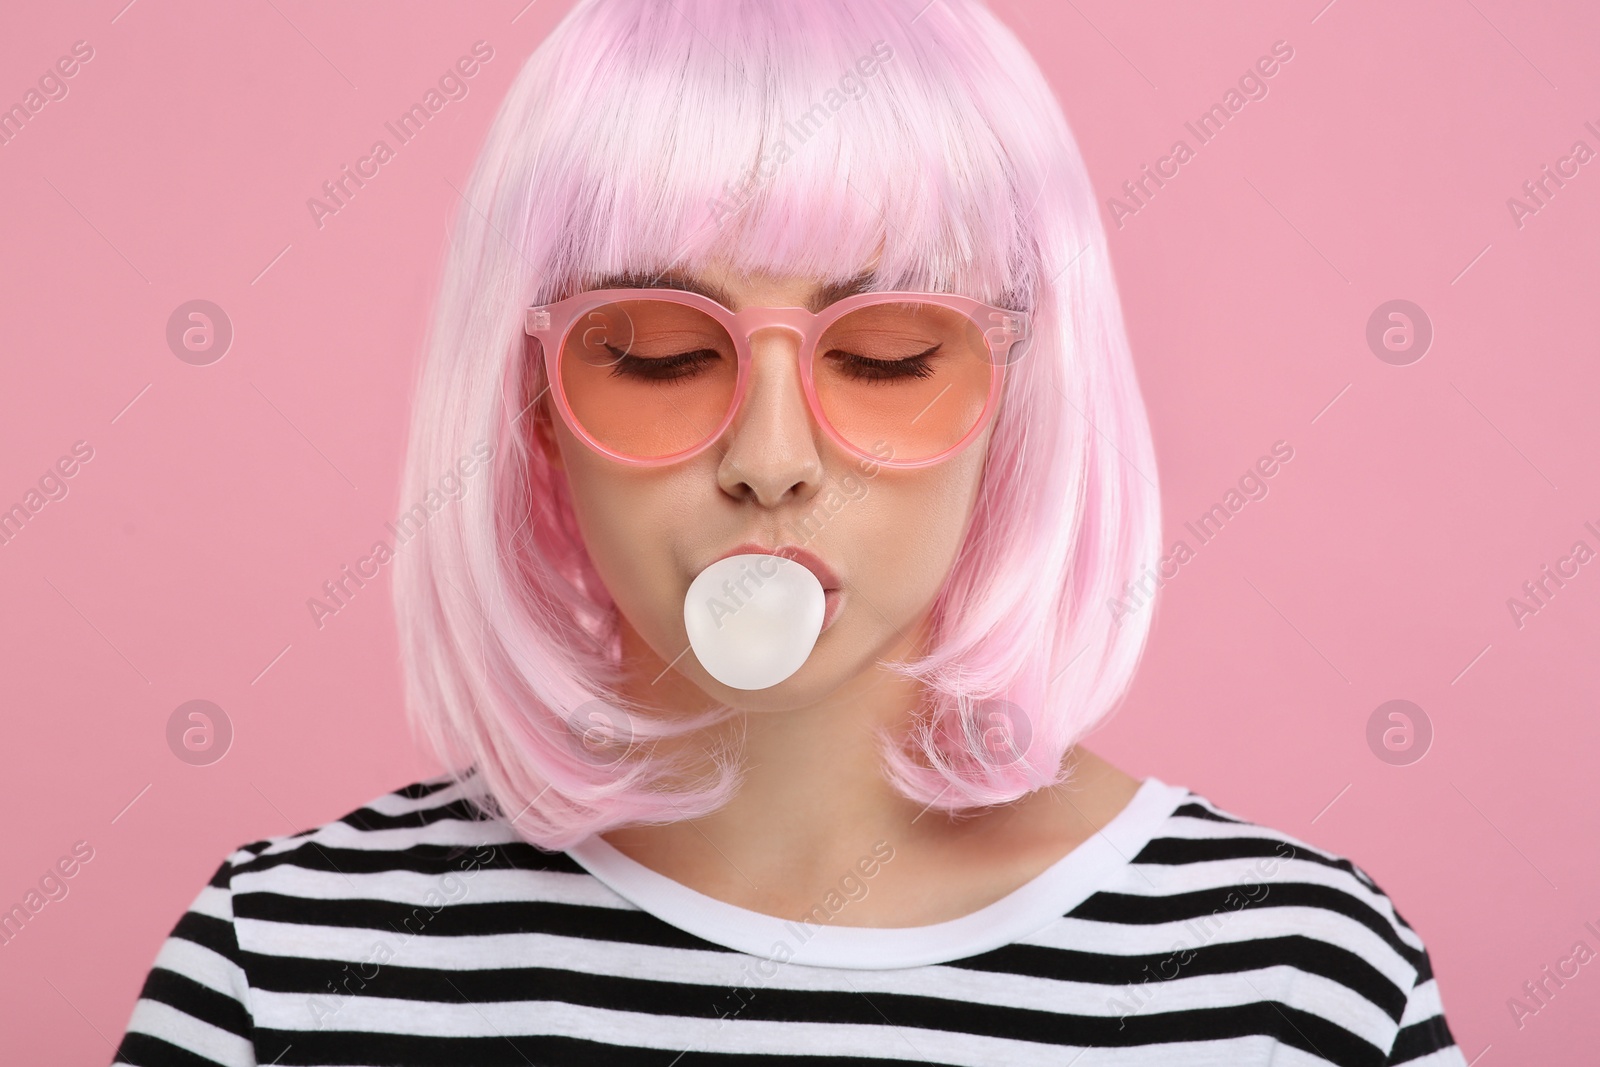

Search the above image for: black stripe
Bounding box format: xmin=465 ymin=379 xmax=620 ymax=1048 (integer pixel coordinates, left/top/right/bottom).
xmin=336 ymin=796 xmax=496 ymax=835
xmin=232 ymin=839 xmax=276 ymax=862
xmin=1388 ymin=1011 xmax=1459 ymax=1063
xmin=1071 ymin=882 xmax=1415 ymax=959
xmin=1171 ymin=800 xmax=1242 ymax=823
xmin=169 ymin=911 xmax=242 ymax=966
xmin=961 ymin=933 xmax=1406 ymax=1020
xmin=231 ymin=838 xmax=574 ymax=879
xmin=112 ymin=1030 xmax=233 ymax=1067
xmin=1387 ymin=899 xmax=1422 ymax=938
xmin=1135 ymin=833 xmax=1347 ymax=875
xmin=391 ymin=774 xmax=467 ymax=801
xmin=254 ymin=1028 xmax=908 ymax=1066
xmin=234 ymin=894 xmax=723 ymax=953
xmin=204 ymin=859 xmax=233 ymax=891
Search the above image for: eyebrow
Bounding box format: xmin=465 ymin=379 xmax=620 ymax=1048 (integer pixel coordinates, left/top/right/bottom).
xmin=587 ymin=269 xmax=878 ymax=314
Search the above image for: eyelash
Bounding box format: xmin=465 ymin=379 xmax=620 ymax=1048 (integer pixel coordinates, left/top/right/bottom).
xmin=604 ymin=348 xmax=718 ymax=382
xmin=603 ymin=346 xmax=941 ymax=383
xmin=832 ymin=348 xmax=939 ymax=382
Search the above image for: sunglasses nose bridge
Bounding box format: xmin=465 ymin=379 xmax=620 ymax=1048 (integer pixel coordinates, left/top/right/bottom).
xmin=730 ymin=310 xmax=817 ymax=394
xmin=728 ymin=307 xmax=815 ymax=349
xmin=722 ymin=311 xmax=824 ymax=445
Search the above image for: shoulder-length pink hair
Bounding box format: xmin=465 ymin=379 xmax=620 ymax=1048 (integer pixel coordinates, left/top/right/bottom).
xmin=393 ymin=0 xmax=1162 ymax=849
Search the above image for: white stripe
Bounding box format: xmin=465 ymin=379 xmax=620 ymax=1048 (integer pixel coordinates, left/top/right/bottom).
xmin=123 ymin=999 xmax=253 ymax=1065
xmin=185 ymin=883 xmax=235 ymax=923
xmin=355 ymin=777 xmax=472 ymax=815
xmin=249 ymin=816 xmax=514 ymax=858
xmin=246 ymin=992 xmax=1062 ymax=1066
xmin=1059 ymin=1034 xmax=1345 ymax=1067
xmin=234 ymin=862 xmax=636 ymax=910
xmin=1115 ymin=851 xmax=1397 ymax=900
xmin=1399 ymin=976 xmax=1445 ymax=1026
xmin=150 ymin=936 xmax=249 ymax=1001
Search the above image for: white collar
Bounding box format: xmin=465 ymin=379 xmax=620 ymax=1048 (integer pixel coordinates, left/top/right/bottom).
xmin=564 ymin=776 xmax=1189 ymax=969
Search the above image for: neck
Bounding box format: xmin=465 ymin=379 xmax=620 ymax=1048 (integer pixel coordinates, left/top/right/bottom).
xmin=596 ymin=612 xmax=1141 ymax=925
xmin=604 ymin=612 xmax=939 ymax=878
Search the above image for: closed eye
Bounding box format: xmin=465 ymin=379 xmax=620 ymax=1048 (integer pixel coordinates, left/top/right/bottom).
xmin=604 ymin=346 xmax=721 ymax=381
xmin=826 ymin=345 xmax=941 ymax=382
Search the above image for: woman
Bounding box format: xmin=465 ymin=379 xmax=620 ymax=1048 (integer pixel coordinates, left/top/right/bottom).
xmin=114 ymin=0 xmax=1466 ymax=1062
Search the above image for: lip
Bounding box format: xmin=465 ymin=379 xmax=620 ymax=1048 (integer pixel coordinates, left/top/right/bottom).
xmin=712 ymin=542 xmax=842 ymax=592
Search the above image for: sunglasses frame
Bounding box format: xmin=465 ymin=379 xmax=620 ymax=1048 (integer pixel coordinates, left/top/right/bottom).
xmin=523 ymin=287 xmax=1030 ymax=470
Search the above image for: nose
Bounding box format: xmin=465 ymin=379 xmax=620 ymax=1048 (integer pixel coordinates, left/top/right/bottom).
xmin=715 ymin=326 xmax=826 ymax=507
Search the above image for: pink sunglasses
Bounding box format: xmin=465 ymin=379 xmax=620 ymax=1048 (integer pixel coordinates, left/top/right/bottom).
xmin=524 ymin=287 xmax=1029 ymax=470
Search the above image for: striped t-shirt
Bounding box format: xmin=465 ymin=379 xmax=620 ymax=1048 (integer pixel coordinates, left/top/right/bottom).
xmin=113 ymin=770 xmax=1467 ymax=1065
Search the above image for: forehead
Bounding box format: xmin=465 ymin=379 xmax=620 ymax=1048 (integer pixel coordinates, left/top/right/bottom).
xmin=587 ymin=266 xmax=882 ymax=314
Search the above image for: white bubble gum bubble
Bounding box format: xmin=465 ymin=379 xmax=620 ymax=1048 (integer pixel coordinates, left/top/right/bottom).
xmin=684 ymin=554 xmax=825 ymax=690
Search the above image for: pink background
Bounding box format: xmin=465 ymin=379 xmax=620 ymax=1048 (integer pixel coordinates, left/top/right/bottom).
xmin=3 ymin=0 xmax=1597 ymax=1060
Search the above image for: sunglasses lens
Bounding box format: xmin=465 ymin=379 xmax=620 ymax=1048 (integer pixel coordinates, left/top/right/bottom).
xmin=559 ymin=299 xmax=739 ymax=460
xmin=555 ymin=297 xmax=998 ymax=464
xmin=813 ymin=302 xmax=995 ymax=463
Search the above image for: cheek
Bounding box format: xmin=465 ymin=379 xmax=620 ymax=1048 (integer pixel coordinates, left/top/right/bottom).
xmin=556 ymin=435 xmax=720 ymax=652
xmin=555 ymin=441 xmax=688 ymax=630
xmin=845 ymin=449 xmax=986 ymax=615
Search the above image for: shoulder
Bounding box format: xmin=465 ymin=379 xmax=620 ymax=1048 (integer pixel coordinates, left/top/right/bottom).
xmin=213 ymin=771 xmax=650 ymax=1003
xmin=182 ymin=768 xmax=641 ymax=966
xmin=1062 ymin=783 xmax=1462 ymax=1064
xmin=1129 ymin=787 xmax=1432 ymax=968
xmin=219 ymin=768 xmax=587 ymax=890
xmin=116 ymin=771 xmax=633 ymax=1060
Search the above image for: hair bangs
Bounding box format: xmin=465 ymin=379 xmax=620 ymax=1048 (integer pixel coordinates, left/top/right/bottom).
xmin=526 ymin=0 xmax=1033 ymax=311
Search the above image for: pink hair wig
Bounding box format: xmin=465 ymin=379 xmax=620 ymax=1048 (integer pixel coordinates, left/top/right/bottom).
xmin=392 ymin=0 xmax=1162 ymax=848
